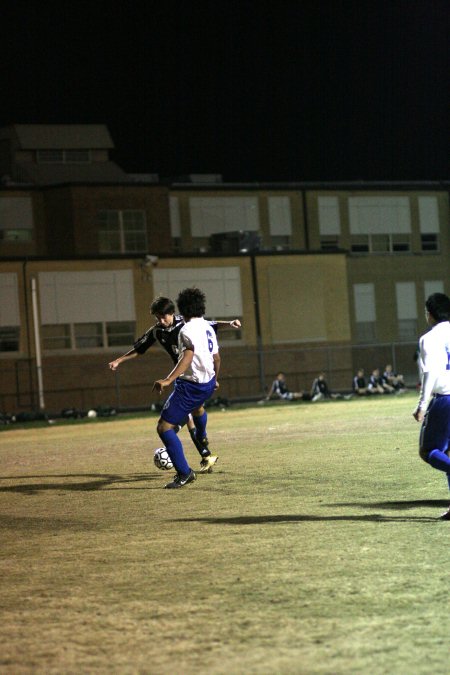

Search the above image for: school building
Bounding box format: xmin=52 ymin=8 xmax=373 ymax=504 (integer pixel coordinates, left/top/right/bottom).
xmin=0 ymin=124 xmax=449 ymax=412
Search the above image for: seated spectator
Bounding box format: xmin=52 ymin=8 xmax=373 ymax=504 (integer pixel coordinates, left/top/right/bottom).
xmin=264 ymin=372 xmax=305 ymax=401
xmin=383 ymin=364 xmax=407 ymax=393
xmin=310 ymin=372 xmax=353 ymax=401
xmin=353 ymin=368 xmax=369 ymax=395
xmin=368 ymin=367 xmax=390 ymax=394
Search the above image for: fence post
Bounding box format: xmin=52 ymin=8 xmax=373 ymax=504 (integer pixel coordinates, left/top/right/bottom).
xmin=250 ymin=254 xmax=265 ymax=392
xmin=115 ymin=371 xmax=121 ymax=410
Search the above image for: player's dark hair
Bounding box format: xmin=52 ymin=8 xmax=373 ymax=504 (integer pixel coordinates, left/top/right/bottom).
xmin=425 ymin=293 xmax=450 ymax=323
xmin=177 ymin=287 xmax=206 ymax=319
xmin=150 ymin=296 xmax=175 ymax=316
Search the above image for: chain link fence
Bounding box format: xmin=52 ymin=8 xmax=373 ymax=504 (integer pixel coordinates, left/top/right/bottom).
xmin=0 ymin=341 xmax=419 ymax=415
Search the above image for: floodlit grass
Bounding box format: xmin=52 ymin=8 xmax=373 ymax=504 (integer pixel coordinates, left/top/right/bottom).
xmin=0 ymin=393 xmax=449 ymax=674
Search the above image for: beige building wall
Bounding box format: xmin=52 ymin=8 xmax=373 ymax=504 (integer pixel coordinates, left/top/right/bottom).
xmin=0 ymin=253 xmax=352 ymax=411
xmin=256 ymin=254 xmax=351 ymax=344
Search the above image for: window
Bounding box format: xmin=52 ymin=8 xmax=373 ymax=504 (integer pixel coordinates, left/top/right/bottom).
xmin=268 ymin=197 xmax=292 ymax=236
xmin=320 ymin=236 xmax=340 ymax=251
xmin=0 ymin=229 xmax=33 ymax=242
xmin=189 ymin=197 xmax=259 ymax=237
xmin=349 ymin=196 xmax=411 ymax=254
xmin=271 ymin=235 xmax=290 ymax=251
xmin=169 ymin=196 xmax=181 ymax=238
xmin=0 ymin=326 xmax=19 ymax=352
xmin=98 ymin=210 xmax=147 ymax=253
xmin=0 ymin=273 xmax=20 ymax=353
xmin=353 ymin=283 xmax=377 ymax=343
xmin=37 ymin=149 xmax=91 ymax=163
xmin=421 ymin=233 xmax=439 ymax=252
xmin=74 ymin=323 xmax=103 ymax=348
xmin=39 ymin=270 xmax=136 ymax=350
xmin=424 ymin=281 xmax=444 ymax=298
xmin=65 ymin=150 xmax=90 ymax=163
xmin=37 ymin=150 xmax=64 ymax=163
xmin=350 ymin=235 xmax=370 ymax=253
xmin=419 ymin=196 xmax=439 ymax=251
xmin=371 ymin=234 xmax=390 ymax=253
xmin=349 ymin=196 xmax=411 ymax=233
xmin=42 ymin=321 xmax=136 ymax=350
xmin=350 ymin=233 xmax=410 ymax=254
xmin=42 ymin=324 xmax=71 ymax=350
xmin=398 ymin=319 xmax=418 ymax=341
xmin=0 ymin=197 xmax=34 ymax=242
xmin=106 ymin=321 xmax=136 ymax=347
xmin=392 ymin=234 xmax=410 ymax=252
xmin=355 ymin=321 xmax=377 ymax=343
xmin=318 ymin=197 xmax=341 ymax=247
xmin=396 ymin=282 xmax=417 ymax=342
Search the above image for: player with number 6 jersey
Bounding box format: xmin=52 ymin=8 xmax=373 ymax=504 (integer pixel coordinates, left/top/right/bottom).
xmin=152 ymin=288 xmax=221 ymax=489
xmin=109 ymin=296 xmax=241 ymax=469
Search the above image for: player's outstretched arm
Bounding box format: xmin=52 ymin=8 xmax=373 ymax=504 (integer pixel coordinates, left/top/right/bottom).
xmin=108 ymin=349 xmax=137 ymax=371
xmin=215 ymin=319 xmax=242 ymax=329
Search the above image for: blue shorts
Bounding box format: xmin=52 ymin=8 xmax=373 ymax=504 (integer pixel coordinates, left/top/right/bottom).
xmin=420 ymin=394 xmax=450 ymax=453
xmin=161 ymin=377 xmax=216 ymax=425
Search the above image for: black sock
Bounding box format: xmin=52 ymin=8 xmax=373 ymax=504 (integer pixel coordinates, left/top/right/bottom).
xmin=189 ymin=428 xmax=210 ymax=457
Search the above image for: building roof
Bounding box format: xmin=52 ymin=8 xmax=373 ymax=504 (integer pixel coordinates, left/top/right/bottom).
xmin=1 ymin=124 xmax=115 ymax=149
xmin=14 ymin=161 xmax=130 ymax=186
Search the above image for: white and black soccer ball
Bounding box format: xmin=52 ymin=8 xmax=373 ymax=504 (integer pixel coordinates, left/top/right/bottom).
xmin=153 ymin=447 xmax=174 ymax=471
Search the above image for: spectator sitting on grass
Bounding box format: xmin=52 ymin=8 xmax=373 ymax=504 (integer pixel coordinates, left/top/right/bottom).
xmin=263 ymin=372 xmax=305 ymax=402
xmin=310 ymin=372 xmax=353 ymax=401
xmin=368 ymin=367 xmax=391 ymax=394
xmin=383 ymin=364 xmax=407 ymax=393
xmin=353 ymin=368 xmax=370 ymax=396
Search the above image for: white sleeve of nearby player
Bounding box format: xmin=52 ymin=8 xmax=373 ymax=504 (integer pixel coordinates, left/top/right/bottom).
xmin=417 ymin=333 xmax=439 ymax=409
xmin=418 ymin=371 xmax=435 ymax=410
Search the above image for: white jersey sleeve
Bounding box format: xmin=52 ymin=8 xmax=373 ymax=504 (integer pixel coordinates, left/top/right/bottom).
xmin=418 ymin=321 xmax=450 ymax=409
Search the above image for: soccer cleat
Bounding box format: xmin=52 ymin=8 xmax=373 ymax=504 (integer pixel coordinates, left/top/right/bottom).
xmin=199 ymin=455 xmax=218 ymax=473
xmin=439 ymin=506 xmax=450 ymax=520
xmin=164 ymin=470 xmax=196 ymax=489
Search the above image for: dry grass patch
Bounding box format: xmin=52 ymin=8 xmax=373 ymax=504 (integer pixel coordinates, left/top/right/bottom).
xmin=1 ymin=394 xmax=449 ymax=674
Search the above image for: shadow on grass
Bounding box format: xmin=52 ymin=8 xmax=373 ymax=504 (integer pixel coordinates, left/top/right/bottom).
xmin=175 ymin=513 xmax=440 ymax=524
xmin=0 ymin=473 xmax=160 ymax=494
xmin=327 ymin=499 xmax=448 ymax=510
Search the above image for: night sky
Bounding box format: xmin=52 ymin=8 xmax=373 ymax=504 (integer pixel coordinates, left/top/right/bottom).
xmin=2 ymin=1 xmax=449 ymax=182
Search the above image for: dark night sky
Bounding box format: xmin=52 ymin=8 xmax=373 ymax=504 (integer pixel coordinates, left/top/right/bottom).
xmin=2 ymin=0 xmax=449 ymax=182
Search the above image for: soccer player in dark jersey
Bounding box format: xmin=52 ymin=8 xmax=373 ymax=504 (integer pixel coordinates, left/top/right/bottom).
xmin=109 ymin=296 xmax=241 ymax=472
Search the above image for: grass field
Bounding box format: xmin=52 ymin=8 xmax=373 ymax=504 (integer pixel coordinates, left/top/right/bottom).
xmin=1 ymin=393 xmax=449 ymax=674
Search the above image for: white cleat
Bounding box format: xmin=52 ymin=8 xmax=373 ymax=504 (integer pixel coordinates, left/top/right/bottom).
xmin=199 ymin=455 xmax=218 ymax=474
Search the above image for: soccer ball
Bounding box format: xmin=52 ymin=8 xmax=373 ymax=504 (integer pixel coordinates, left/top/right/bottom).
xmin=153 ymin=447 xmax=173 ymax=471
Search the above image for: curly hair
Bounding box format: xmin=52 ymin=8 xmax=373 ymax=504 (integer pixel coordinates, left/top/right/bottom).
xmin=177 ymin=287 xmax=206 ymax=319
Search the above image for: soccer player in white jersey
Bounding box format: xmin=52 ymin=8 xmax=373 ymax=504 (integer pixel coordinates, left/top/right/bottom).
xmin=413 ymin=293 xmax=450 ymax=520
xmin=152 ymin=288 xmax=220 ymax=489
xmin=109 ymin=296 xmax=240 ymax=470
